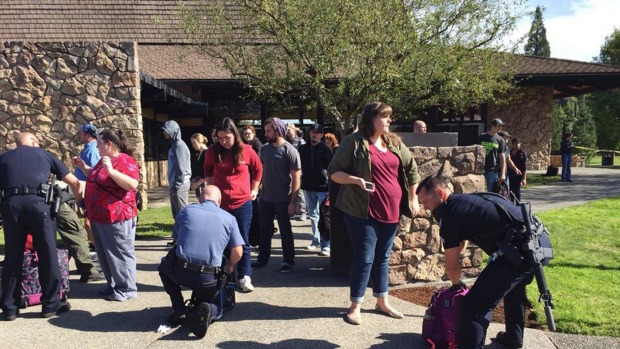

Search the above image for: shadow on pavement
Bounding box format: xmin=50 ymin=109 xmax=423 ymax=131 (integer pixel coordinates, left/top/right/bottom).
xmin=47 ymin=307 xmax=169 ymax=332
xmin=216 ymin=339 xmax=339 ymax=349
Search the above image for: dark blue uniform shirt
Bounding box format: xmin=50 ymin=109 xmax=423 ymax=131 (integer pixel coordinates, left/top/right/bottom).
xmin=0 ymin=146 xmax=69 ymax=190
xmin=434 ymin=193 xmax=524 ymax=255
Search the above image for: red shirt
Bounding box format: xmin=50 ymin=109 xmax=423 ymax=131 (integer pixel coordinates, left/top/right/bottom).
xmin=204 ymin=144 xmax=263 ymax=211
xmin=85 ymin=153 xmax=140 ymax=224
xmin=368 ymin=144 xmax=402 ymax=223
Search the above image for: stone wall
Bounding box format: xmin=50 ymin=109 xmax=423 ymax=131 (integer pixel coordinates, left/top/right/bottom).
xmin=489 ymin=86 xmax=554 ymax=170
xmin=388 ymin=145 xmax=486 ymax=285
xmin=0 ymin=41 xmax=146 ymax=204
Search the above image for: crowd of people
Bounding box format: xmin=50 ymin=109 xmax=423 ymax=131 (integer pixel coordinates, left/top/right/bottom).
xmin=1 ymin=101 xmax=539 ymax=347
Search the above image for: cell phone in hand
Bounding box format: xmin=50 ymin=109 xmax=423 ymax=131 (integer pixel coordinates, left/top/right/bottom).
xmin=364 ymin=181 xmax=375 ymax=191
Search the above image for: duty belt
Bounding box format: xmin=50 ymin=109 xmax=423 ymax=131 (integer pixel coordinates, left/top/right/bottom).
xmin=173 ymin=257 xmax=219 ymax=274
xmin=0 ymin=185 xmax=45 ymax=199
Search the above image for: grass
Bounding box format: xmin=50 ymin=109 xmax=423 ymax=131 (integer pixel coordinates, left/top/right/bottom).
xmin=523 ymin=174 xmax=561 ymax=188
xmin=135 ymin=206 xmax=175 ymax=238
xmin=528 ymin=196 xmax=620 ymax=337
xmin=587 ymin=155 xmax=602 ymax=166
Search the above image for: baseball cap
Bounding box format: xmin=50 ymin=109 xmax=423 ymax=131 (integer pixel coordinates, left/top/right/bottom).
xmin=309 ymin=124 xmax=324 ymax=133
xmin=80 ymin=123 xmax=98 ymax=138
xmin=491 ymin=118 xmax=505 ymax=127
xmin=498 ymin=130 xmax=511 ymax=138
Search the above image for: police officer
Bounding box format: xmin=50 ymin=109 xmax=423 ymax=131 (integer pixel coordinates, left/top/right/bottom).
xmin=158 ymin=185 xmax=244 ymax=338
xmin=416 ymin=175 xmax=534 ymax=349
xmin=0 ymin=132 xmax=82 ymax=321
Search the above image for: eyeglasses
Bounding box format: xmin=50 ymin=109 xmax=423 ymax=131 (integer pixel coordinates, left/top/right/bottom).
xmin=243 ymin=132 xmax=252 ymax=136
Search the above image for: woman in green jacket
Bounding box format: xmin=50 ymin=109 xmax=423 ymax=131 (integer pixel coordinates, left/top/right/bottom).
xmin=328 ymin=101 xmax=421 ymax=325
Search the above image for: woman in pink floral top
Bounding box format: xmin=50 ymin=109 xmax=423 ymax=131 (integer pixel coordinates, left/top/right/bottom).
xmin=73 ymin=129 xmax=139 ymax=302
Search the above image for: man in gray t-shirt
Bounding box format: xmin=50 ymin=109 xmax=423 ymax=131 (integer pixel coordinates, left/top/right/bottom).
xmin=252 ymin=117 xmax=301 ymax=273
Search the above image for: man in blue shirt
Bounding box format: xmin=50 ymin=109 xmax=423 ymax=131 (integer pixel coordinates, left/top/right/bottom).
xmin=74 ymin=123 xmax=101 ymax=181
xmin=73 ymin=123 xmax=101 ymax=248
xmin=158 ymin=185 xmax=244 ymax=338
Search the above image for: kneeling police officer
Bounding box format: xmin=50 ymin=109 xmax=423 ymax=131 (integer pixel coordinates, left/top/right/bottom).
xmin=416 ymin=175 xmax=534 ymax=349
xmin=159 ymin=185 xmax=244 ymax=338
xmin=0 ymin=132 xmax=83 ymax=321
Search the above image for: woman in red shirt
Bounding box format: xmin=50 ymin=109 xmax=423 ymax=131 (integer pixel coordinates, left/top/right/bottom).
xmin=204 ymin=118 xmax=263 ymax=293
xmin=73 ymin=129 xmax=139 ymax=302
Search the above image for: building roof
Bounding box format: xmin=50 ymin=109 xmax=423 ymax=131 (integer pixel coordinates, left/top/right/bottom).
xmin=2 ymin=1 xmax=619 ymax=97
xmin=0 ymin=0 xmax=189 ymax=43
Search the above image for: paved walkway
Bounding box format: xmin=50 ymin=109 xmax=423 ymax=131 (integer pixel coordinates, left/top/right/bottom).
xmin=0 ymin=167 xmax=618 ymax=348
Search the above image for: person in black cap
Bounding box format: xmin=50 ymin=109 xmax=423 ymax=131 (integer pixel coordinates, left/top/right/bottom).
xmin=1 ymin=132 xmax=81 ymax=320
xmin=298 ymin=124 xmax=333 ymax=255
xmin=478 ymin=118 xmax=507 ymax=191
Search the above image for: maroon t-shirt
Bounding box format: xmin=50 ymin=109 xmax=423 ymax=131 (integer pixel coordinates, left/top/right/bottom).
xmin=368 ymin=144 xmax=402 ymax=223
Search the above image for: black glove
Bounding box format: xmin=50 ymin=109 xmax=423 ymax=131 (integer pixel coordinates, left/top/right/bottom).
xmin=449 ymin=279 xmax=467 ymax=291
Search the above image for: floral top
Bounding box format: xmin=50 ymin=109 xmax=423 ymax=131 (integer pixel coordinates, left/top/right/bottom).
xmin=85 ymin=153 xmax=139 ymax=224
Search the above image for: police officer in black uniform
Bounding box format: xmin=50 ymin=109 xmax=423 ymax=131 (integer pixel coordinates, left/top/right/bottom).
xmin=416 ymin=175 xmax=534 ymax=349
xmin=0 ymin=132 xmax=82 ymax=321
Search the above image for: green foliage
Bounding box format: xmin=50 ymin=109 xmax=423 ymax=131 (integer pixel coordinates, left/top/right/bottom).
xmin=589 ymin=29 xmax=620 ymax=151
xmin=550 ymin=103 xmax=567 ymax=151
xmin=177 ymin=0 xmax=526 ymax=131
xmin=528 ymin=196 xmax=620 ymax=336
xmin=572 ymin=97 xmax=598 ymax=161
xmin=524 ymin=6 xmax=550 ymax=57
xmin=135 ymin=207 xmax=175 ymax=238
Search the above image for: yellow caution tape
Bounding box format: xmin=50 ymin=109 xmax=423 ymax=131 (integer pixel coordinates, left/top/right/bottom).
xmin=573 ymin=146 xmax=620 ymax=155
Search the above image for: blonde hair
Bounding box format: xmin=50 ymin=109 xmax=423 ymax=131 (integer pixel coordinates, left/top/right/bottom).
xmin=191 ymin=133 xmax=208 ymax=145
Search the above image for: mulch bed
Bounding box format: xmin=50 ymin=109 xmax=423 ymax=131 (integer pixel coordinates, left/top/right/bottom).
xmin=390 ymin=286 xmax=542 ymax=329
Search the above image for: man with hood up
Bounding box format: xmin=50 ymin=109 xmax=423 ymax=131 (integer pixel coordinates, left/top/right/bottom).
xmin=162 ymin=120 xmax=192 ymax=224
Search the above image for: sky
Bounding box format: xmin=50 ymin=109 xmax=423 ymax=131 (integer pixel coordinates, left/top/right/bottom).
xmin=510 ymin=0 xmax=620 ymax=62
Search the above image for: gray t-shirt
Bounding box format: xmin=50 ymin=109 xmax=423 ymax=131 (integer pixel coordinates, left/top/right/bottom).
xmin=259 ymin=141 xmax=301 ymax=203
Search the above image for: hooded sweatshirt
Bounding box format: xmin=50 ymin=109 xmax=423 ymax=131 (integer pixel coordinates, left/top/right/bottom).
xmin=161 ymin=120 xmax=191 ymax=188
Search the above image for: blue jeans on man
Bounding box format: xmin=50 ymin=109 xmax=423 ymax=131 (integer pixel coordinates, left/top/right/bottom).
xmin=561 ymin=154 xmax=572 ymax=181
xmin=483 ymin=172 xmax=499 ymax=192
xmin=227 ymin=200 xmax=253 ymax=278
xmin=343 ymin=214 xmax=398 ymax=302
xmin=304 ymin=191 xmax=329 ymax=250
xmin=256 ymin=200 xmax=295 ymax=266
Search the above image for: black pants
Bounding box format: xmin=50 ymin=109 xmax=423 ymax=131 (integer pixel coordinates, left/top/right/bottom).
xmin=509 ymin=175 xmax=523 ymax=202
xmin=1 ymin=196 xmax=61 ymax=316
xmin=158 ymin=253 xmax=221 ymax=318
xmin=459 ymin=256 xmax=535 ymax=349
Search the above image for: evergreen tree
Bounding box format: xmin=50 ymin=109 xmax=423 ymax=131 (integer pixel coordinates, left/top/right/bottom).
xmin=572 ymin=97 xmax=598 ymax=162
xmin=524 ymin=6 xmax=551 ymax=57
xmin=589 ymin=29 xmax=620 ymax=150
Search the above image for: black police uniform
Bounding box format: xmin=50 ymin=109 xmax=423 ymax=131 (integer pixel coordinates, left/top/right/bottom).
xmin=434 ymin=193 xmax=534 ymax=349
xmin=0 ymin=145 xmax=70 ymax=318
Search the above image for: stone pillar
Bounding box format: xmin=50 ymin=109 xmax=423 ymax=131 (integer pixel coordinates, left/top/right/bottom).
xmin=0 ymin=41 xmax=146 ymax=204
xmin=388 ymin=145 xmax=486 ymax=285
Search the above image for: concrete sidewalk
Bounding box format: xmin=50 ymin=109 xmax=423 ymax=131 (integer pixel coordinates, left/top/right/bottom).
xmin=1 ymin=167 xmax=618 ymax=348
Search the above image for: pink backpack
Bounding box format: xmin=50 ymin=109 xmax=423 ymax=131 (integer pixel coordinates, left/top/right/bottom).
xmin=422 ymin=286 xmax=469 ymax=349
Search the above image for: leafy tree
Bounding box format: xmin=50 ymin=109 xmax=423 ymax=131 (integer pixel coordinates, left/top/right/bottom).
xmin=524 ymin=6 xmax=550 ymax=57
xmin=571 ymin=97 xmax=597 ymax=162
xmin=177 ymin=0 xmax=526 ymax=131
xmin=589 ymin=28 xmax=620 ymax=150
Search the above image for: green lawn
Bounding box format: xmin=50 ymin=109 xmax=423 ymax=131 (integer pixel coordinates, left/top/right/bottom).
xmin=523 ymin=174 xmax=562 ymax=188
xmin=529 ymin=196 xmax=620 ymax=336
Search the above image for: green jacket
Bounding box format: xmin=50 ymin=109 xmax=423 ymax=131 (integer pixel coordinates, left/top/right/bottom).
xmin=328 ymin=131 xmax=420 ymax=220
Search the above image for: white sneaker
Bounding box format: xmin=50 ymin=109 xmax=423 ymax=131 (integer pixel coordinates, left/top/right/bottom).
xmin=305 ymin=244 xmax=319 ymax=251
xmin=237 ymin=275 xmax=254 ymax=293
xmin=298 ymin=213 xmax=307 ymax=221
xmin=319 ymin=248 xmax=330 ymax=256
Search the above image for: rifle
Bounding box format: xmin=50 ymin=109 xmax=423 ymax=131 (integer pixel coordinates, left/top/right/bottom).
xmin=520 ymin=202 xmax=556 ymax=331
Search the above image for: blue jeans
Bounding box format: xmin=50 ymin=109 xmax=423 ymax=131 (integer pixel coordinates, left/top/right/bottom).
xmin=343 ymin=214 xmax=398 ymax=303
xmin=304 ymin=191 xmax=329 ymax=249
xmin=483 ymin=172 xmax=499 ymax=192
xmin=257 ymin=200 xmax=295 ymax=265
xmin=561 ymin=154 xmax=572 ymax=181
xmin=228 ymin=200 xmax=253 ymax=277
